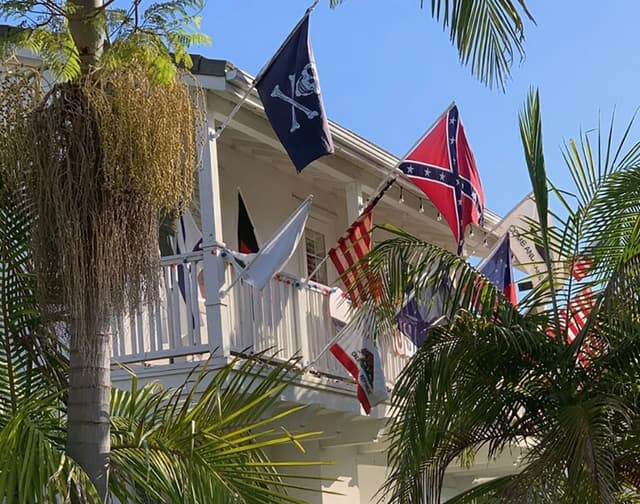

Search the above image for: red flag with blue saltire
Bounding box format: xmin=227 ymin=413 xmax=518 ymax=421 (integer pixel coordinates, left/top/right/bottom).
xmin=478 ymin=232 xmax=517 ymax=305
xmin=399 ymin=104 xmax=485 ymax=254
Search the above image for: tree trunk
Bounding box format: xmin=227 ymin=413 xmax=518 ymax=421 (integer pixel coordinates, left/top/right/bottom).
xmin=68 ymin=0 xmax=104 ymax=69
xmin=66 ymin=0 xmax=109 ymax=500
xmin=67 ymin=331 xmax=111 ymax=502
xmin=67 ymin=330 xmax=111 ymax=501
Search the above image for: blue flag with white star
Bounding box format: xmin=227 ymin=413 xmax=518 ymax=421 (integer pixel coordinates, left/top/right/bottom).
xmin=478 ymin=232 xmax=517 ymax=305
xmin=256 ymin=15 xmax=334 ymax=172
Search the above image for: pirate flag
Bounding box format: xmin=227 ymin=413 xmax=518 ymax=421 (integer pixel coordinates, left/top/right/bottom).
xmin=256 ymin=14 xmax=334 ymax=172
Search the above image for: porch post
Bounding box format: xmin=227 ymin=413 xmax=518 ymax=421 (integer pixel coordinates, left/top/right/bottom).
xmin=198 ymin=92 xmax=229 ymax=357
xmin=345 ymin=181 xmax=364 ymax=223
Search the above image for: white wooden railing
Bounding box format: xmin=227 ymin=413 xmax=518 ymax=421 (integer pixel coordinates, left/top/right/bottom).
xmin=111 ymin=252 xmax=210 ymax=363
xmin=111 ymin=252 xmax=412 ymax=386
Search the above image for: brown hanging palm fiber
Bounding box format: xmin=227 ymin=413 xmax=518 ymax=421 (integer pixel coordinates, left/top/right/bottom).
xmin=0 ymin=61 xmax=202 ymax=360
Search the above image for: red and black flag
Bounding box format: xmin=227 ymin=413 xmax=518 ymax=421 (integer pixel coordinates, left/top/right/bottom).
xmin=237 ymin=192 xmax=259 ymax=254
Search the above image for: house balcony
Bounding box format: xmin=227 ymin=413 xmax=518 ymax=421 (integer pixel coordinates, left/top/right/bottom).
xmin=107 ymin=58 xmax=514 ymax=502
xmin=110 ymin=250 xmax=410 ymax=414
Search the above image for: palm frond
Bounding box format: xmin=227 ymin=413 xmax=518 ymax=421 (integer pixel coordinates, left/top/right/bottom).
xmin=353 ymin=91 xmax=640 ymax=502
xmin=331 ymin=0 xmax=534 ymax=90
xmin=109 ymin=354 xmax=328 ymax=503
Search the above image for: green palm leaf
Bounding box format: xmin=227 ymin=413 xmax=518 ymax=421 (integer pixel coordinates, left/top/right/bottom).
xmin=109 ymin=355 xmax=329 ymax=504
xmin=347 ymin=90 xmax=640 ymax=503
xmin=331 ymin=0 xmax=534 ymax=90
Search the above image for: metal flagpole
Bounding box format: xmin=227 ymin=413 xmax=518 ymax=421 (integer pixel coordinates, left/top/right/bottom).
xmin=212 ymin=0 xmax=321 ymax=140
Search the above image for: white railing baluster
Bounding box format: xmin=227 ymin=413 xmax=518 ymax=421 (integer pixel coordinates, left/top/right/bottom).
xmin=191 ymin=263 xmax=202 ymax=346
xmin=110 ymin=254 xmax=410 ymax=386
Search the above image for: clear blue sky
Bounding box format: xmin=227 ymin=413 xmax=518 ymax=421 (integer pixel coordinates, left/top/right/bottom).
xmin=196 ymin=1 xmax=640 ymax=217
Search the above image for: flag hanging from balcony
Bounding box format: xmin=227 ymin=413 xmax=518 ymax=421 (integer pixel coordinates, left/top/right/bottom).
xmin=547 ymin=287 xmax=598 ymax=366
xmin=477 ymin=232 xmax=517 ymax=305
xmin=237 ymin=196 xmax=312 ymax=291
xmin=255 ymin=14 xmax=333 ymax=172
xmin=176 ymin=210 xmax=204 ymax=329
xmin=330 ymin=316 xmax=388 ymax=414
xmin=237 ymin=191 xmax=260 ymax=254
xmin=397 ymin=276 xmax=449 ymax=348
xmin=328 ymin=177 xmax=395 ymax=306
xmin=568 ymin=239 xmax=602 ymax=281
xmin=176 ymin=210 xmax=203 ymax=256
xmin=558 ymin=287 xmax=595 ymax=344
xmin=399 ymin=104 xmax=484 ymax=255
xmin=489 ymin=192 xmax=552 ymax=290
xmin=571 ymin=255 xmax=593 ymax=281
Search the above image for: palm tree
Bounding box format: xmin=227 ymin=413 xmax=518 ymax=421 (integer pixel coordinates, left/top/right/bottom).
xmin=0 ymin=159 xmax=327 ymax=502
xmin=353 ymin=90 xmax=640 ymax=502
xmin=1 ymin=4 xmax=209 ymax=497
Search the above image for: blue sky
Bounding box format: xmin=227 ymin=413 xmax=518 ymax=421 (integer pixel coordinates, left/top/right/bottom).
xmin=197 ymin=1 xmax=640 ymax=218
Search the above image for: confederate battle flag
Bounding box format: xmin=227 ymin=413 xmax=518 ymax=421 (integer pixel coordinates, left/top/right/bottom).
xmin=399 ymin=104 xmax=485 ymax=255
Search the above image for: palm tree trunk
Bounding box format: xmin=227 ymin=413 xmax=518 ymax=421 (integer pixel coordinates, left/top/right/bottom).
xmin=66 ymin=1 xmax=108 ymax=498
xmin=68 ymin=0 xmax=104 ymax=69
xmin=67 ymin=330 xmax=111 ymax=500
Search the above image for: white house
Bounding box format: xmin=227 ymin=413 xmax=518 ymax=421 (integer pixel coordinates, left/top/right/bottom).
xmin=101 ymin=55 xmax=529 ymax=503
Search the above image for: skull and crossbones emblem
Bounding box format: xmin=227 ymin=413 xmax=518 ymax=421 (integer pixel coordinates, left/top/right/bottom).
xmin=270 ymin=63 xmax=320 ymax=132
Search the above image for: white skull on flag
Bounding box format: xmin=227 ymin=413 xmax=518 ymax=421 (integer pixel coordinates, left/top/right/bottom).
xmin=295 ymin=63 xmax=320 ymax=97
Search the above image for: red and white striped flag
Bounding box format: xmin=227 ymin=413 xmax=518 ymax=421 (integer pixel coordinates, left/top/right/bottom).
xmin=329 ymin=177 xmax=395 ymax=306
xmin=548 ymin=287 xmax=594 ymax=343
xmin=563 ymin=287 xmax=594 ymax=343
xmin=571 ymin=254 xmax=593 ymax=281
xmin=547 ymin=287 xmax=598 ymax=367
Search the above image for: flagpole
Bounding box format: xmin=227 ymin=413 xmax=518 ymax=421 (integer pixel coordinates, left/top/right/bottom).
xmin=212 ymin=0 xmax=321 ymax=140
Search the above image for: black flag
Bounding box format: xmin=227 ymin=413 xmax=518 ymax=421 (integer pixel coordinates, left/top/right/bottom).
xmin=237 ymin=192 xmax=259 ymax=254
xmin=256 ymin=15 xmax=334 ymax=172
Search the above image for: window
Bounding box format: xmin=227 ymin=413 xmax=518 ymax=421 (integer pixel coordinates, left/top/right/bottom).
xmin=305 ymin=228 xmax=328 ymax=285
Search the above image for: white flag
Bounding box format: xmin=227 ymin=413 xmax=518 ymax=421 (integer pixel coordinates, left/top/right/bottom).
xmin=490 ymin=193 xmax=552 ymax=290
xmin=330 ymin=315 xmax=388 ymax=414
xmin=238 ymin=196 xmax=312 ymax=291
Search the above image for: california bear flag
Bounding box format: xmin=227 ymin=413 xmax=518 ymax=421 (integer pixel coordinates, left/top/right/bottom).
xmin=330 ymin=318 xmax=388 ymax=414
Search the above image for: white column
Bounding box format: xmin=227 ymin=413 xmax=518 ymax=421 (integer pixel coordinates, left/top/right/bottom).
xmin=345 ymin=181 xmax=364 ymax=223
xmin=198 ymin=93 xmax=229 ymax=357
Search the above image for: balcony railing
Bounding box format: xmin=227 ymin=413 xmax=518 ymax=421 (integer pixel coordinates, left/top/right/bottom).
xmin=111 ymin=252 xmax=413 ymax=386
